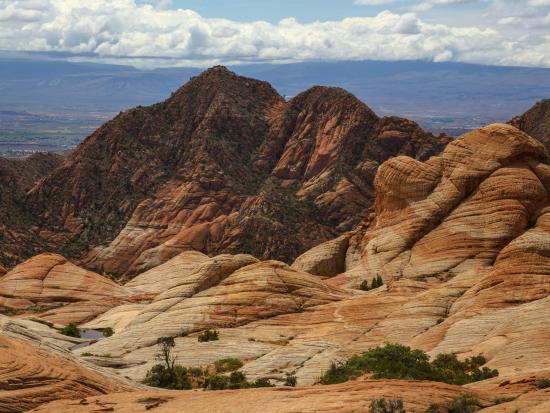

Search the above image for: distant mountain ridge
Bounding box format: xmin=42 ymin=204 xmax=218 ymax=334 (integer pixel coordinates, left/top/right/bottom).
xmin=24 ymin=66 xmax=450 ymax=275
xmin=2 ymin=57 xmax=550 ymax=135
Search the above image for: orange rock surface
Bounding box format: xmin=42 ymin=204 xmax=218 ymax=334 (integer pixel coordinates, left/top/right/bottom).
xmin=29 ymin=380 xmax=492 ymax=413
xmin=0 ymin=335 xmax=132 ymax=413
xmin=0 ymin=253 xmax=129 ymax=324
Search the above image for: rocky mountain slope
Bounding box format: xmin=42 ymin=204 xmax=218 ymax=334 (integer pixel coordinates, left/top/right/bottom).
xmin=0 ymin=153 xmax=63 ymax=268
xmin=27 ymin=66 xmax=450 ymax=275
xmin=3 ymin=123 xmax=550 ymax=412
xmin=510 ymin=99 xmax=550 ymax=151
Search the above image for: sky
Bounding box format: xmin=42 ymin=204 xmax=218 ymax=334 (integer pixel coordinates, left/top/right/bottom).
xmin=0 ymin=0 xmax=549 ymax=68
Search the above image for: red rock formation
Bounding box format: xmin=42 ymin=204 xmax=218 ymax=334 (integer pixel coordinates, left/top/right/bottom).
xmin=27 ymin=67 xmax=449 ymax=275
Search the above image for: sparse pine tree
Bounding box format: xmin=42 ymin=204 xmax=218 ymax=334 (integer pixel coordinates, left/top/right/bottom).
xmin=360 ymin=280 xmax=369 ymax=291
xmin=377 ymin=275 xmax=383 ymax=287
xmin=372 ymin=277 xmax=378 ymax=288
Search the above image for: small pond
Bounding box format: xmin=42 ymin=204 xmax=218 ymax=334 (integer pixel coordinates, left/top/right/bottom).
xmin=71 ymin=329 xmax=105 ymax=350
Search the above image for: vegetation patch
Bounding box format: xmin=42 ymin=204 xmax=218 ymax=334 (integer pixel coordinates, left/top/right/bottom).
xmin=102 ymin=327 xmax=114 ymax=337
xmin=370 ymin=398 xmax=406 ymax=413
xmin=319 ymin=344 xmax=498 ymax=386
xmin=198 ymin=329 xmax=219 ymax=342
xmin=144 ymin=338 xmax=272 ymax=391
xmin=215 ymin=358 xmax=244 ymax=373
xmin=536 ymin=378 xmax=550 ymax=389
xmin=60 ymin=322 xmax=81 ymax=338
xmin=425 ymin=394 xmax=480 ymax=413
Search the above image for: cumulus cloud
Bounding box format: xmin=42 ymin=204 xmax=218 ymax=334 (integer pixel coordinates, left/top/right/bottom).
xmin=0 ymin=0 xmax=548 ymax=68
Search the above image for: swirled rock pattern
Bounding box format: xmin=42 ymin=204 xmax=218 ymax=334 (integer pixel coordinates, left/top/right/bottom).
xmin=0 ymin=253 xmax=129 ymax=324
xmin=0 ymin=334 xmax=132 ymax=413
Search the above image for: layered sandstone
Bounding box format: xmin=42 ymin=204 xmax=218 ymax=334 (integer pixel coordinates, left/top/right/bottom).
xmin=29 ymin=380 xmax=493 ymax=413
xmin=0 ymin=253 xmax=129 ymax=324
xmin=0 ymin=334 xmax=132 ymax=413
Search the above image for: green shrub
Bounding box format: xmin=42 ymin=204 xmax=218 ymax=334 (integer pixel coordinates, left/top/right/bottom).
xmin=205 ymin=374 xmax=230 ymax=390
xmin=143 ymin=364 xmax=192 ymax=390
xmin=284 ymin=372 xmax=298 ymax=387
xmin=447 ymin=394 xmax=480 ymax=413
xmin=60 ymin=323 xmax=80 ymax=338
xmin=370 ymin=398 xmax=406 ymax=413
xmin=215 ymin=358 xmax=243 ymax=373
xmin=320 ymin=344 xmax=498 ymax=386
xmin=198 ymin=329 xmax=219 ymax=342
xmin=536 ymin=379 xmax=550 ymax=389
xmin=360 ymin=280 xmax=370 ymax=291
xmin=228 ymin=371 xmax=248 ymax=389
xmin=102 ymin=327 xmax=114 ymax=337
xmin=370 ymin=276 xmax=384 ymax=289
xmin=253 ymin=377 xmax=274 ymax=388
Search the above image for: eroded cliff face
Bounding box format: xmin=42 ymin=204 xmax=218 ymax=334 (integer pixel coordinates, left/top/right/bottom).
xmin=26 ymin=67 xmax=450 ymax=275
xmin=510 ymin=99 xmax=550 ymax=151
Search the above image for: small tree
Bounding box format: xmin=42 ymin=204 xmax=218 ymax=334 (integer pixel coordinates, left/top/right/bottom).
xmin=360 ymin=280 xmax=370 ymax=291
xmin=371 ymin=277 xmax=378 ymax=289
xmin=376 ymin=275 xmax=384 ymax=287
xmin=370 ymin=398 xmax=406 ymax=413
xmin=156 ymin=337 xmax=176 ymax=375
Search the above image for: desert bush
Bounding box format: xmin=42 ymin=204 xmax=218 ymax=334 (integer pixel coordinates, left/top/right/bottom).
xmin=215 ymin=358 xmax=244 ymax=373
xmin=536 ymin=379 xmax=550 ymax=389
xmin=447 ymin=394 xmax=480 ymax=413
xmin=253 ymin=377 xmax=274 ymax=388
xmin=370 ymin=398 xmax=406 ymax=413
xmin=143 ymin=364 xmax=192 ymax=390
xmin=360 ymin=280 xmax=369 ymax=291
xmin=284 ymin=372 xmax=298 ymax=387
xmin=320 ymin=344 xmax=498 ymax=386
xmin=102 ymin=327 xmax=114 ymax=337
xmin=60 ymin=323 xmax=80 ymax=338
xmin=198 ymin=329 xmax=219 ymax=342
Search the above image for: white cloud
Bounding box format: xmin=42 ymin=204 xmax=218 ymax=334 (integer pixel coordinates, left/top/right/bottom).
xmin=0 ymin=0 xmax=548 ymax=68
xmin=411 ymin=0 xmax=485 ymax=12
xmin=354 ymin=0 xmax=395 ymax=5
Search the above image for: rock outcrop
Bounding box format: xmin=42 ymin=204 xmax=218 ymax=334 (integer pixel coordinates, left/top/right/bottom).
xmin=26 ymin=67 xmax=450 ymax=275
xmin=510 ymin=99 xmax=550 ymax=151
xmin=0 ymin=253 xmax=129 ymax=324
xmin=80 ymin=257 xmax=350 ymax=364
xmin=65 ymin=124 xmax=550 ymax=395
xmin=0 ymin=334 xmax=133 ymax=413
